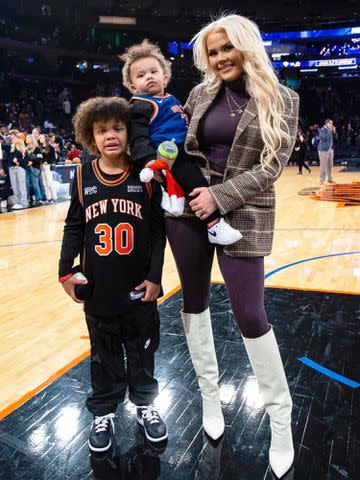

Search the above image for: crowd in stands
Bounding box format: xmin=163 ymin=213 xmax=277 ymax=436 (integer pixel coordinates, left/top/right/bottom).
xmin=1 ymin=74 xmax=360 ymax=212
xmin=0 ymin=122 xmax=85 ymax=211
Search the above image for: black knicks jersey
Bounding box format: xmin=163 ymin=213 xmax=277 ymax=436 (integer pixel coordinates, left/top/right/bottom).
xmin=59 ymin=159 xmax=165 ymax=316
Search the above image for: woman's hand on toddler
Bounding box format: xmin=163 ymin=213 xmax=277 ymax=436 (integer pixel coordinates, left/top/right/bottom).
xmin=189 ymin=187 xmax=217 ymax=220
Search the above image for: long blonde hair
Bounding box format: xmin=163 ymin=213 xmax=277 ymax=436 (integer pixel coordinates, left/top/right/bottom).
xmin=26 ymin=134 xmax=39 ymax=152
xmin=191 ymin=14 xmax=293 ymax=170
xmin=13 ymin=137 xmax=27 ymax=156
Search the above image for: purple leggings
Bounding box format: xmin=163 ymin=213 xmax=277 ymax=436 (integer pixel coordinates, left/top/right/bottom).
xmin=165 ymin=217 xmax=270 ymax=339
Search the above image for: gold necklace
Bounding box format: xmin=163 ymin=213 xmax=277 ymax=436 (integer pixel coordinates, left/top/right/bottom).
xmin=225 ymin=87 xmax=248 ymax=117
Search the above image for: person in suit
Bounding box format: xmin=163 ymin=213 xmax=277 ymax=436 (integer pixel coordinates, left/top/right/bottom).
xmin=165 ymin=14 xmax=299 ymax=479
xmin=317 ymin=118 xmax=337 ymax=185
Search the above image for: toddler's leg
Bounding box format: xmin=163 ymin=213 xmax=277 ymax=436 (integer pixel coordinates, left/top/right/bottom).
xmin=171 ymin=146 xmax=242 ymax=245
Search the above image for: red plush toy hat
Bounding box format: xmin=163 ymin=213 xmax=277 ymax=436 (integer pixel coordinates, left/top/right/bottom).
xmin=140 ymin=159 xmax=185 ymax=216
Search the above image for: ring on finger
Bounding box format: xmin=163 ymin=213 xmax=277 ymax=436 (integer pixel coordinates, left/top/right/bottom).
xmin=195 ymin=210 xmax=201 ymax=218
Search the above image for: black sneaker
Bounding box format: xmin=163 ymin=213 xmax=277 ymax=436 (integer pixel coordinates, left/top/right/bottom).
xmin=88 ymin=413 xmax=115 ymax=452
xmin=136 ymin=406 xmax=167 ymax=442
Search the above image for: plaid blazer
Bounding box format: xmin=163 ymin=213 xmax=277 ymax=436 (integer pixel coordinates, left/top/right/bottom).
xmin=178 ymin=81 xmax=299 ymax=257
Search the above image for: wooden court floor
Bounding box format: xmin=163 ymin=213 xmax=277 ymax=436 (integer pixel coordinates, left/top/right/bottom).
xmin=1 ymin=165 xmax=360 ymax=421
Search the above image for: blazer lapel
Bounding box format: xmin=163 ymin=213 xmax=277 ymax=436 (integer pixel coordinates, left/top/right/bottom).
xmin=187 ymin=84 xmax=221 ymax=151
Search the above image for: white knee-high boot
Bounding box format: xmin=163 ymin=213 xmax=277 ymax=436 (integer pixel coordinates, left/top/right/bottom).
xmin=242 ymin=327 xmax=294 ymax=479
xmin=181 ymin=308 xmax=225 ymax=440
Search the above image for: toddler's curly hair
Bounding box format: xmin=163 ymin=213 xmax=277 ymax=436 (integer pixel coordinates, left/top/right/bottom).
xmin=120 ymin=39 xmax=172 ymax=91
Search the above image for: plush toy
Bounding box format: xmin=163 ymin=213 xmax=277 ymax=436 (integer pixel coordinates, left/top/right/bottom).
xmin=139 ymin=140 xmax=185 ymax=216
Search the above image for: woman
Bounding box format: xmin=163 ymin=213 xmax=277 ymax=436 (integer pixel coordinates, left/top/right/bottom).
xmin=294 ymin=133 xmax=311 ymax=174
xmin=8 ymin=136 xmax=29 ymax=209
xmin=39 ymin=134 xmax=57 ymax=203
xmin=166 ymin=15 xmax=299 ymax=479
xmin=25 ymin=134 xmax=43 ymax=205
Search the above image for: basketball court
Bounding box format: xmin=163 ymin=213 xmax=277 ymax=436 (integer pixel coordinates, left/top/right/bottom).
xmin=1 ymin=165 xmax=359 ymax=479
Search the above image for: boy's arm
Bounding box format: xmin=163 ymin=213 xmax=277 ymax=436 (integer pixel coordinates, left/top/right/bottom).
xmin=145 ymin=181 xmax=166 ymax=285
xmin=130 ymin=100 xmax=157 ymax=169
xmin=58 ymin=171 xmax=85 ymax=279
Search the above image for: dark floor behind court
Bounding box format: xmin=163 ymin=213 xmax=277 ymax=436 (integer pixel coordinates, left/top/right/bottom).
xmin=0 ymin=285 xmax=359 ymax=480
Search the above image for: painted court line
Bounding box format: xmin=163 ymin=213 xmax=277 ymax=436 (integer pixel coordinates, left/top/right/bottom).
xmin=266 ymin=252 xmax=360 ymax=388
xmin=298 ymin=357 xmax=360 ymax=389
xmin=265 ymin=250 xmax=360 ymax=279
xmin=0 ymin=240 xmax=61 ymax=248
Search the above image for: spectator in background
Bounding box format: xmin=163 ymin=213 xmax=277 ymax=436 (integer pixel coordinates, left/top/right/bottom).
xmin=0 ymin=140 xmax=8 ymax=209
xmin=32 ymin=127 xmax=41 ymax=142
xmin=50 ymin=134 xmax=65 ymax=162
xmin=294 ymin=133 xmax=311 ymax=175
xmin=66 ymin=142 xmax=81 ymax=162
xmin=8 ymin=137 xmax=28 ymax=209
xmin=31 ymin=127 xmax=46 ymax=198
xmin=1 ymin=132 xmax=13 ymax=209
xmin=25 ymin=135 xmax=43 ymax=205
xmin=44 ymin=119 xmax=55 ymax=131
xmin=58 ymin=87 xmax=69 ymax=107
xmin=318 ymin=118 xmax=337 ymax=185
xmin=50 ymin=131 xmax=64 ymax=148
xmin=0 ymin=124 xmax=6 ymax=142
xmin=39 ymin=134 xmax=57 ymax=203
xmin=62 ymin=97 xmax=71 ymax=116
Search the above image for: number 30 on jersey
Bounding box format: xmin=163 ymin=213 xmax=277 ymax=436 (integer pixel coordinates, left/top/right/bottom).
xmin=95 ymin=223 xmax=134 ymax=256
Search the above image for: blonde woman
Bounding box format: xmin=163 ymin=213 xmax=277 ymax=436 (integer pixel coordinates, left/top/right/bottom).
xmin=39 ymin=134 xmax=57 ymax=203
xmin=8 ymin=137 xmax=29 ymax=209
xmin=165 ymin=14 xmax=299 ymax=478
xmin=26 ymin=134 xmax=43 ymax=205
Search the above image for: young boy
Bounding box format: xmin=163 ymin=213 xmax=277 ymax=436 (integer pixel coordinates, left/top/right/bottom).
xmin=58 ymin=97 xmax=167 ymax=452
xmin=120 ymin=40 xmax=242 ymax=246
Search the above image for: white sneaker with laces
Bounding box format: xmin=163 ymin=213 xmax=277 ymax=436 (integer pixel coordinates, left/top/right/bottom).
xmin=208 ymin=218 xmax=242 ymax=245
xmin=136 ymin=405 xmax=167 ymax=442
xmin=88 ymin=413 xmax=115 ymax=452
xmin=12 ymin=204 xmax=24 ymax=210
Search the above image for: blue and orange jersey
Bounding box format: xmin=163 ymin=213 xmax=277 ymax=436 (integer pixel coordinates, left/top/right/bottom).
xmin=130 ymin=93 xmax=188 ymax=148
